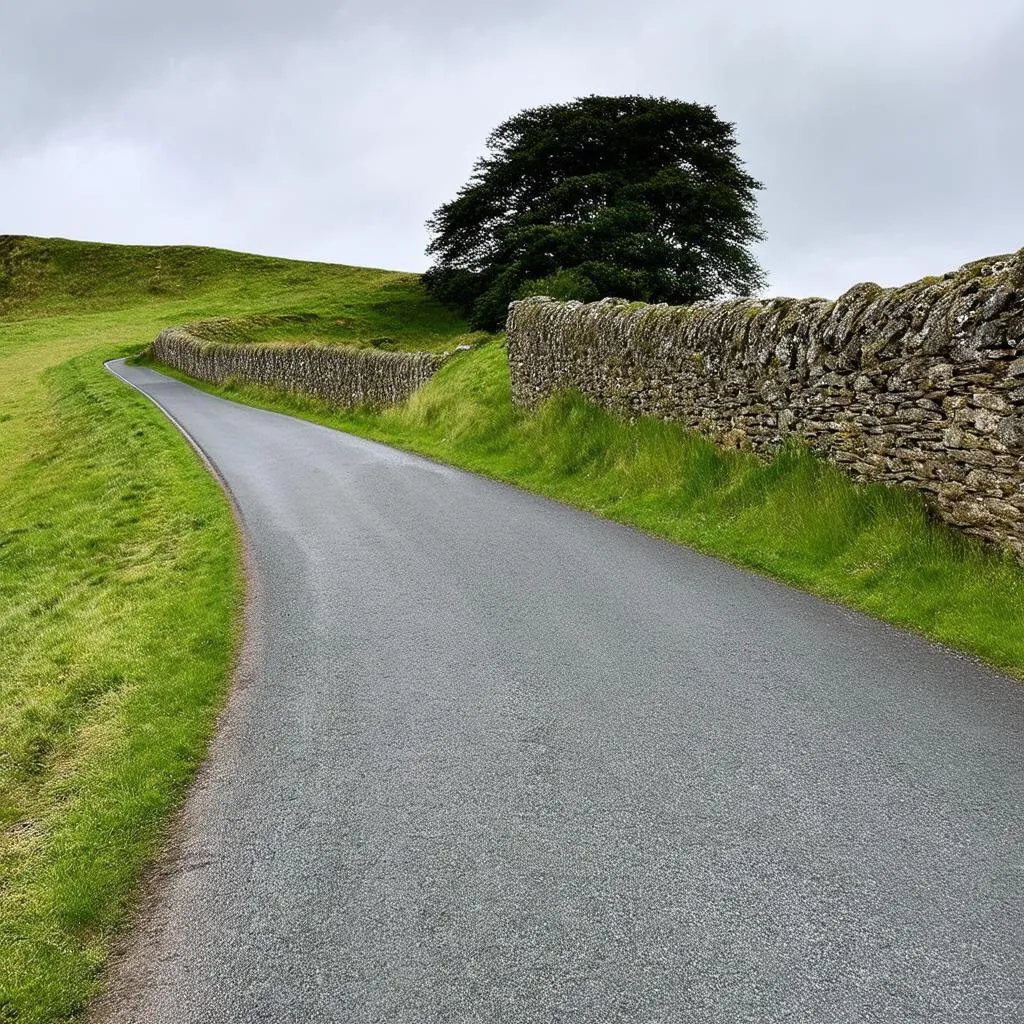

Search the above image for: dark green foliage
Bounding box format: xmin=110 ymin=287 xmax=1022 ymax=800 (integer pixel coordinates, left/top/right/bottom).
xmin=424 ymin=95 xmax=767 ymax=330
xmin=513 ymin=269 xmax=601 ymax=303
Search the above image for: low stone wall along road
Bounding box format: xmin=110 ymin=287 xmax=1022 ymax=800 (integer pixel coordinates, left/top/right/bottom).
xmin=99 ymin=359 xmax=1024 ymax=1024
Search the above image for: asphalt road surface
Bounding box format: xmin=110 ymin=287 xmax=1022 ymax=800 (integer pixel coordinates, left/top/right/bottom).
xmin=98 ymin=359 xmax=1024 ymax=1023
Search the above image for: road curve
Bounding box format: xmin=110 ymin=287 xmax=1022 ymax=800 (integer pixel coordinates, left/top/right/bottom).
xmin=98 ymin=359 xmax=1024 ymax=1023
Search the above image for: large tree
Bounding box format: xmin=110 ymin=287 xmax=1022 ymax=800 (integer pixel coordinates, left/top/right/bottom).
xmin=423 ymin=95 xmax=767 ymax=331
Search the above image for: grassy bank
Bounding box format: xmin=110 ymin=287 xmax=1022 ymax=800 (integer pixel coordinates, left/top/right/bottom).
xmin=0 ymin=347 xmax=239 ymax=1021
xmin=0 ymin=235 xmax=472 ymax=352
xmin=150 ymin=341 xmax=1024 ymax=678
xmin=0 ymin=234 xmax=473 ymax=1022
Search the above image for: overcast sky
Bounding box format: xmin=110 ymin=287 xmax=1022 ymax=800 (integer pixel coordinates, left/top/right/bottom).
xmin=1 ymin=0 xmax=1021 ymax=298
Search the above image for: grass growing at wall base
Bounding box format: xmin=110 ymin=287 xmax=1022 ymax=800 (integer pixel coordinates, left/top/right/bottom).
xmin=145 ymin=341 xmax=1024 ymax=679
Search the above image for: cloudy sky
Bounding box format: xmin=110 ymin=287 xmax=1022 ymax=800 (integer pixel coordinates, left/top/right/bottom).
xmin=1 ymin=0 xmax=1021 ymax=298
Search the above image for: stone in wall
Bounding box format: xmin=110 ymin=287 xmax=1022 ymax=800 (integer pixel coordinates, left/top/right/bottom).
xmin=150 ymin=327 xmax=446 ymax=410
xmin=506 ymin=249 xmax=1024 ymax=559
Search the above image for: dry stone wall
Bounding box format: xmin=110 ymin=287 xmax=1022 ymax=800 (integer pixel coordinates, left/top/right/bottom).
xmin=151 ymin=327 xmax=445 ymax=409
xmin=507 ymin=249 xmax=1024 ymax=558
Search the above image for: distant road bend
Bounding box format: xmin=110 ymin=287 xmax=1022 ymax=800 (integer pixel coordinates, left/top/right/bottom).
xmin=99 ymin=359 xmax=1024 ymax=1023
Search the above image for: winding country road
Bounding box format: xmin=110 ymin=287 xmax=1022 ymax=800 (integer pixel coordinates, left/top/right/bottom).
xmin=98 ymin=359 xmax=1024 ymax=1023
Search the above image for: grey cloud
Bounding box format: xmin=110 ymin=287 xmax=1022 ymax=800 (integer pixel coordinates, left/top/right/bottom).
xmin=1 ymin=1 xmax=341 ymax=149
xmin=0 ymin=0 xmax=575 ymax=147
xmin=1 ymin=0 xmax=1021 ymax=298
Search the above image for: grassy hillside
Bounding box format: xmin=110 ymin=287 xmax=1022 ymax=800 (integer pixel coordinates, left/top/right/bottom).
xmin=3 ymin=234 xmax=1023 ymax=1023
xmin=0 ymin=235 xmax=469 ymax=350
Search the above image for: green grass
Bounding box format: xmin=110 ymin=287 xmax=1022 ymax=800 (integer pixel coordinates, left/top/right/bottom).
xmin=149 ymin=341 xmax=1024 ymax=678
xmin=4 ymin=232 xmax=1024 ymax=1023
xmin=0 ymin=349 xmax=239 ymax=1021
xmin=177 ymin=312 xmax=487 ymax=353
xmin=0 ymin=234 xmax=474 ymax=1022
xmin=0 ymin=235 xmax=473 ymax=352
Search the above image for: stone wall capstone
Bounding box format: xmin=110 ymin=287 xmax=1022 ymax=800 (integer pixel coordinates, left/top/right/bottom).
xmin=150 ymin=327 xmax=446 ymax=409
xmin=506 ymin=249 xmax=1024 ymax=559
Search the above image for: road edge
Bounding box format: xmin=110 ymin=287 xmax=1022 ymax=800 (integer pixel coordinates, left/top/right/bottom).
xmin=87 ymin=359 xmax=265 ymax=1021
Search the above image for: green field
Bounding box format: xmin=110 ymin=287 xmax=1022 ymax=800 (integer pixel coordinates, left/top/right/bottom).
xmin=3 ymin=235 xmax=1023 ymax=1022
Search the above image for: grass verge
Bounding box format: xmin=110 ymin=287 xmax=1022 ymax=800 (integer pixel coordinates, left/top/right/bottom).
xmin=0 ymin=347 xmax=240 ymax=1021
xmin=145 ymin=341 xmax=1024 ymax=679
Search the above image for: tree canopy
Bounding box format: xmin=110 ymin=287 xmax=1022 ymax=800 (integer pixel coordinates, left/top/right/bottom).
xmin=423 ymin=95 xmax=767 ymax=331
